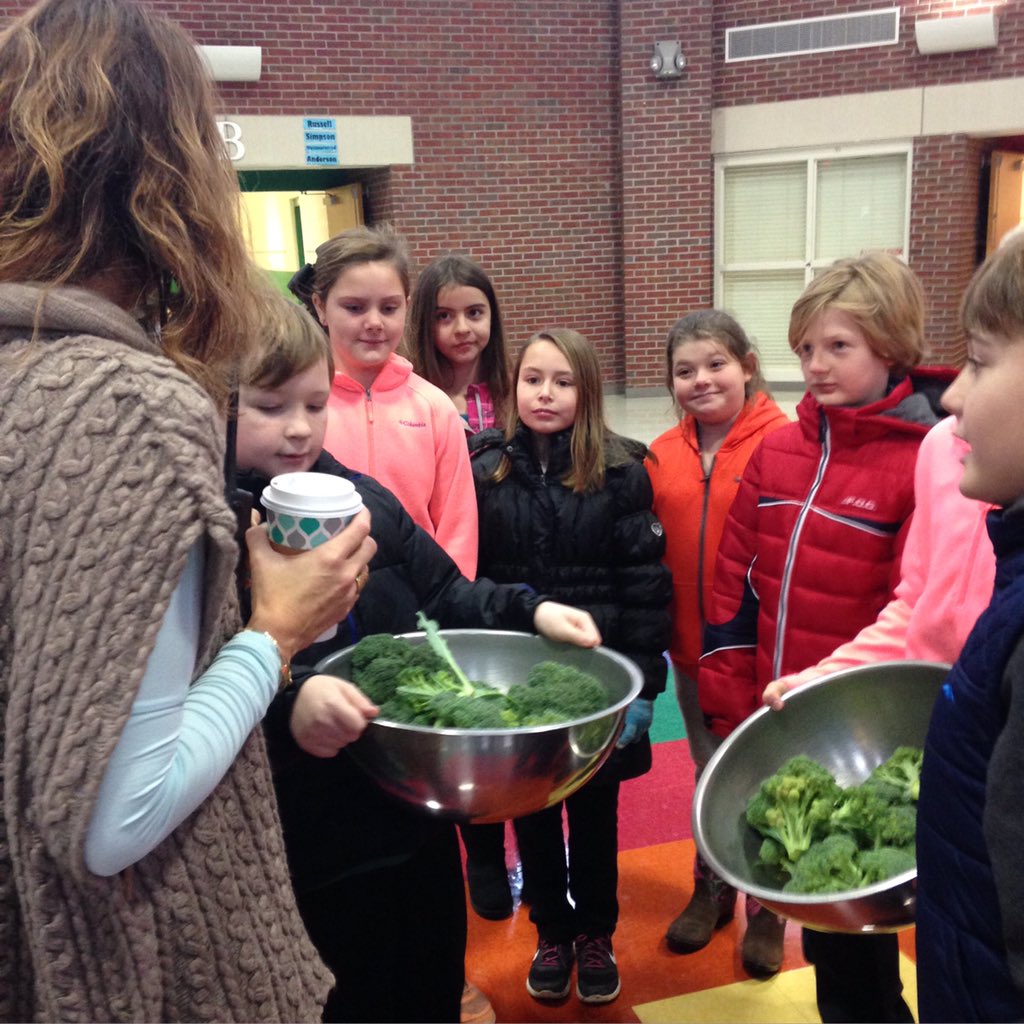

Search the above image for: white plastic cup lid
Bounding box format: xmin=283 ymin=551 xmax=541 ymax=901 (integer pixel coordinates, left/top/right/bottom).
xmin=261 ymin=472 xmax=363 ymax=516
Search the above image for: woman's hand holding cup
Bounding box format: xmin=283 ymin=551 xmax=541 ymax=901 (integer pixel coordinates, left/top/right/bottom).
xmin=246 ymin=508 xmax=376 ymax=661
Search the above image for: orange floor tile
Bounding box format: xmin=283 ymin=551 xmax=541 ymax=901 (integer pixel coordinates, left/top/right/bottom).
xmin=465 ymin=839 xmax=917 ymax=1023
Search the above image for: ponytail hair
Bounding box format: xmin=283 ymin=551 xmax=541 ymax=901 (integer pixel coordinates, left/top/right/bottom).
xmin=288 ymin=225 xmax=410 ymax=320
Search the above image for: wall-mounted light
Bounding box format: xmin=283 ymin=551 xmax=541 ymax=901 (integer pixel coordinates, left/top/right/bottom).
xmin=914 ymin=11 xmax=998 ymax=55
xmin=650 ymin=40 xmax=685 ymax=79
xmin=195 ymin=45 xmax=263 ymax=82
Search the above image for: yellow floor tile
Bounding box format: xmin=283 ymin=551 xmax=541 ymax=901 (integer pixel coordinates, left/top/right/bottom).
xmin=633 ymin=953 xmax=918 ymax=1024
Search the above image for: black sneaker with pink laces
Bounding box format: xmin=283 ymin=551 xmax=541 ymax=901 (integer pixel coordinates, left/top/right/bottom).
xmin=574 ymin=933 xmax=621 ymax=1003
xmin=525 ymin=938 xmax=574 ymax=1000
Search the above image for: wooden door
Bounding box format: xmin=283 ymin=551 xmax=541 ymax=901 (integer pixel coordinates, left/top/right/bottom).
xmin=987 ymin=150 xmax=1024 ymax=255
xmin=325 ymin=183 xmax=364 ymax=236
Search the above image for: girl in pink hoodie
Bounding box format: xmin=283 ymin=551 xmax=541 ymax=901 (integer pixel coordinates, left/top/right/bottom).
xmin=290 ymin=226 xmax=478 ymax=579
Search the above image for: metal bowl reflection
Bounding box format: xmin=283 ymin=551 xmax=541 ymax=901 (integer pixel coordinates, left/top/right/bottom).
xmin=315 ymin=629 xmax=643 ymax=823
xmin=692 ymin=660 xmax=950 ymax=933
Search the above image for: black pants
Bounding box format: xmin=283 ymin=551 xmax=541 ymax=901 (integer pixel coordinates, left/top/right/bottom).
xmin=460 ymin=820 xmax=506 ymax=866
xmin=802 ymin=929 xmax=915 ymax=1023
xmin=514 ymin=778 xmax=620 ymax=944
xmin=296 ymin=822 xmax=466 ymax=1023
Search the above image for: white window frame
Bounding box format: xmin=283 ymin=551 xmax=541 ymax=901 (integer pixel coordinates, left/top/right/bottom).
xmin=714 ymin=141 xmax=913 ymax=383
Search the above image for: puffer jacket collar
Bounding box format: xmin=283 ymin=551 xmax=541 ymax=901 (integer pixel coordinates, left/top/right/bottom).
xmin=796 ymin=365 xmax=951 ymax=447
xmin=504 ymin=424 xmax=574 ymax=481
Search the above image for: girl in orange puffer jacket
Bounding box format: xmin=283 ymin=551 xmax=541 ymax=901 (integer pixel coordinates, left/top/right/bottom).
xmin=645 ymin=310 xmax=788 ymax=970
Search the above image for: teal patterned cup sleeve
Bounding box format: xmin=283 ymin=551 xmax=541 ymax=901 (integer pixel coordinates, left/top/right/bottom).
xmin=261 ymin=472 xmax=363 ymax=552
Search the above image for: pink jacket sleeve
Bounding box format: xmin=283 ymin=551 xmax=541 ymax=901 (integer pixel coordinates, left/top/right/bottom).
xmin=766 ymin=419 xmax=940 ymax=694
xmin=428 ymin=400 xmax=479 ymax=579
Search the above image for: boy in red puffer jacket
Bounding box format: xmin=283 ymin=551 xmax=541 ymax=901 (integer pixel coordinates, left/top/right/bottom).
xmin=699 ymin=251 xmax=953 ymax=1018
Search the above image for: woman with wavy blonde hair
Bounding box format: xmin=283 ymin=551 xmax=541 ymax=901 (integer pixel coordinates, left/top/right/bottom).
xmin=0 ymin=1 xmax=376 ymax=1020
xmin=0 ymin=0 xmax=274 ymax=402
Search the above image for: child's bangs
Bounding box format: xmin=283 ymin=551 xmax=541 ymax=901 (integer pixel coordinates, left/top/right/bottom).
xmin=961 ymin=238 xmax=1024 ymax=341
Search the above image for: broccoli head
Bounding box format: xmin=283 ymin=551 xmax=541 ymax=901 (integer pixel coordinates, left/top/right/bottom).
xmin=757 ymin=836 xmax=795 ymax=876
xmin=351 ymin=616 xmax=612 ymax=730
xmin=424 ymin=691 xmax=511 ymax=730
xmin=829 ymin=783 xmax=894 ymax=848
xmin=403 ymin=644 xmax=449 ymax=674
xmin=746 ymin=756 xmax=841 ymax=865
xmin=783 ymin=834 xmax=862 ymax=894
xmin=350 ymin=633 xmax=413 ymax=674
xmin=868 ymin=746 xmax=923 ymax=803
xmin=871 ymin=802 xmax=917 ymax=850
xmin=351 ymin=654 xmax=410 ymax=705
xmin=858 ymin=846 xmax=916 ymax=886
xmin=505 ymin=661 xmax=608 ymax=725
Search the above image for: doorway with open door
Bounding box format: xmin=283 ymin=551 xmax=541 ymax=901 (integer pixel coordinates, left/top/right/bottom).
xmin=237 ymin=169 xmax=365 ymax=296
xmin=985 ymin=145 xmax=1024 ymax=257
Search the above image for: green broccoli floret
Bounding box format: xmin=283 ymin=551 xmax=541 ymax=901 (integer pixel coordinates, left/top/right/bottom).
xmin=783 ymin=834 xmax=862 ymax=894
xmin=350 ymin=633 xmax=413 ymax=674
xmin=858 ymin=777 xmax=907 ymax=807
xmin=872 ymin=802 xmax=917 ymax=850
xmin=376 ymin=695 xmax=426 ymax=725
xmin=829 ymin=783 xmax=894 ymax=848
xmin=868 ymin=746 xmax=923 ymax=803
xmin=351 ymin=654 xmax=411 ymax=704
xmin=404 ymin=644 xmax=449 ymax=674
xmin=858 ymin=846 xmax=916 ymax=886
xmin=504 ymin=661 xmax=608 ymax=725
xmin=757 ymin=836 xmax=795 ymax=876
xmin=745 ymin=756 xmax=842 ymax=865
xmin=425 ymin=691 xmax=510 ymax=729
xmin=357 ymin=614 xmax=611 ymax=730
xmin=392 ymin=666 xmax=460 ymax=714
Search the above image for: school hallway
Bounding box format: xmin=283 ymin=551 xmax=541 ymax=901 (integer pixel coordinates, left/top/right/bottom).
xmin=463 ymin=684 xmax=919 ymax=1024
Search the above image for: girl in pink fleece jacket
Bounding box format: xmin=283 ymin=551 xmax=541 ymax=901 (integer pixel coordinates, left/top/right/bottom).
xmin=290 ymin=226 xmax=479 ymax=579
xmin=764 ymin=414 xmax=995 ymax=701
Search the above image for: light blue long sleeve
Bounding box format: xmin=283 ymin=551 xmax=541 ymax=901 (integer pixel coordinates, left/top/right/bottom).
xmin=84 ymin=540 xmax=280 ymax=876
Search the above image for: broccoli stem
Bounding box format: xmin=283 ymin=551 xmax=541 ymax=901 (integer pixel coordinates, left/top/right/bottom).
xmin=415 ymin=610 xmax=472 ymax=689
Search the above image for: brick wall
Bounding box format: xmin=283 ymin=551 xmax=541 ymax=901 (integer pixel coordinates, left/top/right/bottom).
xmin=0 ymin=0 xmax=630 ymax=383
xmin=710 ymin=2 xmax=1024 ymax=364
xmin=180 ymin=0 xmax=628 ymax=383
xmin=3 ymin=0 xmax=1022 ymax=382
xmin=713 ymin=2 xmax=1022 ymax=105
xmin=619 ymin=2 xmax=714 ymax=390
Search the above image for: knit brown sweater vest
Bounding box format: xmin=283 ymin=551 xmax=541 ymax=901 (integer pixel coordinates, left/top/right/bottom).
xmin=0 ymin=284 xmax=331 ymax=1022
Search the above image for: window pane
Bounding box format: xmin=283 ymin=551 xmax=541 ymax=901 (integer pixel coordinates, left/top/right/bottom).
xmin=815 ymin=154 xmax=907 ymax=260
xmin=721 ymin=270 xmax=807 ymax=373
xmin=723 ymin=163 xmax=807 ymax=263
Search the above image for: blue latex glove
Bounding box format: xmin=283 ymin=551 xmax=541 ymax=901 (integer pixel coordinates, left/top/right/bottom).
xmin=616 ymin=698 xmax=654 ymax=748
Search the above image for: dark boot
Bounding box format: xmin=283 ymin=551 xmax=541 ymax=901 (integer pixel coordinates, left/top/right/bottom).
xmin=741 ymin=897 xmax=787 ymax=977
xmin=666 ymin=855 xmax=737 ymax=953
xmin=461 ymin=823 xmax=513 ymax=920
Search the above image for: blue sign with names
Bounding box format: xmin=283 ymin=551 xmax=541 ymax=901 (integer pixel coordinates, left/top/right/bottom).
xmin=303 ymin=117 xmax=338 ymax=166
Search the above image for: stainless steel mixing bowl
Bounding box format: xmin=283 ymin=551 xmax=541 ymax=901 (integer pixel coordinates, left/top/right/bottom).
xmin=315 ymin=629 xmax=644 ymax=823
xmin=692 ymin=660 xmax=950 ymax=933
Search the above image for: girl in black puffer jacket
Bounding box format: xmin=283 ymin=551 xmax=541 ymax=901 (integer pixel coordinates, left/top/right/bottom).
xmin=471 ymin=328 xmax=672 ymax=1006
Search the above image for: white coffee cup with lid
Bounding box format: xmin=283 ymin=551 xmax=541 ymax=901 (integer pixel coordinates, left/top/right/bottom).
xmin=261 ymin=471 xmax=365 ymax=641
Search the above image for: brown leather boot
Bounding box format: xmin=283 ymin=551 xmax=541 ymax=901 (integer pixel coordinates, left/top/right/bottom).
xmin=665 ymin=877 xmax=737 ymax=953
xmin=741 ymin=901 xmax=786 ymax=978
